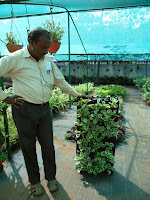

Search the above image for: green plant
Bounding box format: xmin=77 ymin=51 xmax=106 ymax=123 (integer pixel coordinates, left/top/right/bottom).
xmin=49 ymin=88 xmax=69 ymax=114
xmin=142 ymin=80 xmax=150 ymax=103
xmin=71 ymin=83 xmax=94 ymax=102
xmin=74 ymin=98 xmax=119 ymax=175
xmin=143 ymin=92 xmax=150 ymax=103
xmin=5 ymin=32 xmax=20 ymax=44
xmin=0 ymin=151 xmax=8 ymax=161
xmin=81 ymin=68 xmax=85 ymax=74
xmin=133 ymin=77 xmax=150 ymax=91
xmin=95 ymin=84 xmax=126 ymax=99
xmin=0 ymin=87 xmax=18 ymax=151
xmin=145 ymin=80 xmax=150 ymax=92
xmin=42 ymin=19 xmax=64 ymax=41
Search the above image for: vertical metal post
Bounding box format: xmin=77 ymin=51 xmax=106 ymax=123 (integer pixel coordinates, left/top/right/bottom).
xmin=0 ymin=77 xmax=11 ymax=160
xmin=146 ymin=55 xmax=149 ymax=76
xmin=99 ymin=55 xmax=100 ymax=84
xmin=86 ymin=55 xmax=88 ymax=94
xmin=146 ymin=61 xmax=147 ymax=76
xmin=68 ymin=12 xmax=71 ymax=108
xmin=94 ymin=55 xmax=96 ymax=87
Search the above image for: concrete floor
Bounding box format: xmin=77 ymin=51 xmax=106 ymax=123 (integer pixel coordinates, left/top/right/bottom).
xmin=0 ymin=86 xmax=150 ymax=200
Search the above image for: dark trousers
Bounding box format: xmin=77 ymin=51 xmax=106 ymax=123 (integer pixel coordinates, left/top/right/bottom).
xmin=12 ymin=101 xmax=56 ymax=184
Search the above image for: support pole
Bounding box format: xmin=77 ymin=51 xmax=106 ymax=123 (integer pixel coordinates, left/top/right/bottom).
xmin=68 ymin=11 xmax=71 ymax=109
xmin=86 ymin=55 xmax=88 ymax=94
xmin=94 ymin=55 xmax=96 ymax=87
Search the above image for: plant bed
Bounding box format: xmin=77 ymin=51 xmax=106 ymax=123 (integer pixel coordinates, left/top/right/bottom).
xmin=74 ymin=96 xmax=120 ymax=175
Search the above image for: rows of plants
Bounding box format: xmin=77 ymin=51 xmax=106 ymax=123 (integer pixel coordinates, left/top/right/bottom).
xmin=133 ymin=76 xmax=150 ymax=106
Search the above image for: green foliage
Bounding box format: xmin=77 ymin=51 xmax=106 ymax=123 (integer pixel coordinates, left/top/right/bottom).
xmin=0 ymin=87 xmax=18 ymax=151
xmin=0 ymin=116 xmax=18 ymax=151
xmin=42 ymin=20 xmax=64 ymax=41
xmin=75 ymin=98 xmax=119 ymax=175
xmin=75 ymin=82 xmax=94 ymax=94
xmin=5 ymin=32 xmax=20 ymax=44
xmin=49 ymin=88 xmax=69 ymax=114
xmin=133 ymin=77 xmax=150 ymax=91
xmin=71 ymin=82 xmax=94 ymax=102
xmin=0 ymin=151 xmax=8 ymax=161
xmin=95 ymin=84 xmax=126 ymax=98
xmin=141 ymin=79 xmax=150 ymax=103
xmin=143 ymin=92 xmax=150 ymax=103
xmin=145 ymin=79 xmax=150 ymax=92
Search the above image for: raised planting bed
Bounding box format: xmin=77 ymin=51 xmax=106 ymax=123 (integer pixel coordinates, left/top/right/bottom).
xmin=75 ymin=96 xmax=119 ymax=175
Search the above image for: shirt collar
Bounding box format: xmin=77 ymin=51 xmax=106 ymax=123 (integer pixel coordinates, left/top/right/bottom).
xmin=22 ymin=46 xmax=31 ymax=58
xmin=23 ymin=46 xmax=45 ymax=60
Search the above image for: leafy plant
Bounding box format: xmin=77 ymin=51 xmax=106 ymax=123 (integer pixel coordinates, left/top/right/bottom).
xmin=71 ymin=83 xmax=94 ymax=102
xmin=142 ymin=80 xmax=150 ymax=104
xmin=95 ymin=84 xmax=126 ymax=99
xmin=74 ymin=97 xmax=119 ymax=175
xmin=5 ymin=32 xmax=20 ymax=44
xmin=0 ymin=151 xmax=8 ymax=161
xmin=49 ymin=88 xmax=69 ymax=114
xmin=42 ymin=19 xmax=64 ymax=41
xmin=143 ymin=92 xmax=150 ymax=103
xmin=133 ymin=77 xmax=150 ymax=91
xmin=145 ymin=79 xmax=150 ymax=92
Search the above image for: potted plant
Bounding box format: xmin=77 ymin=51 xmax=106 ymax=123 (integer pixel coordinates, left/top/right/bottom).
xmin=5 ymin=32 xmax=23 ymax=53
xmin=42 ymin=19 xmax=64 ymax=53
xmin=143 ymin=92 xmax=150 ymax=106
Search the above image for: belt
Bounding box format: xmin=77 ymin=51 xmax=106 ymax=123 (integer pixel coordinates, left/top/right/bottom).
xmin=23 ymin=100 xmax=49 ymax=107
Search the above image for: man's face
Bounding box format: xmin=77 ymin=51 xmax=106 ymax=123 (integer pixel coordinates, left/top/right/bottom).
xmin=29 ymin=36 xmax=51 ymax=60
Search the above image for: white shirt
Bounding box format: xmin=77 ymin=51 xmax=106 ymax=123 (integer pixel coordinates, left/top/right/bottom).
xmin=0 ymin=46 xmax=79 ymax=104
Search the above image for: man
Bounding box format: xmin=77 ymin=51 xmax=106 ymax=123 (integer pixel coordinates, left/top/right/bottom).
xmin=0 ymin=27 xmax=85 ymax=196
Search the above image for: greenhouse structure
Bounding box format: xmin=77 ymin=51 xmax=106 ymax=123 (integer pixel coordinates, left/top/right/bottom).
xmin=0 ymin=1 xmax=150 ymax=199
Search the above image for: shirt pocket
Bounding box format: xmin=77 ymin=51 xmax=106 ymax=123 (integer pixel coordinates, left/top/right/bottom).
xmin=44 ymin=71 xmax=54 ymax=85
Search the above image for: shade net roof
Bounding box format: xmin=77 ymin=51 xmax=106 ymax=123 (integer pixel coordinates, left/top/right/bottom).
xmin=0 ymin=0 xmax=150 ymax=18
xmin=0 ymin=1 xmax=150 ymax=61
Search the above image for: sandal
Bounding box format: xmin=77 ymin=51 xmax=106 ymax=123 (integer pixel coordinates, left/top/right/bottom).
xmin=31 ymin=182 xmax=44 ymax=196
xmin=47 ymin=179 xmax=58 ymax=192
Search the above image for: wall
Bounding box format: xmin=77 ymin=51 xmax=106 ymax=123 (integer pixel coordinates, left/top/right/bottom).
xmin=57 ymin=62 xmax=150 ymax=83
xmin=3 ymin=62 xmax=150 ymax=86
